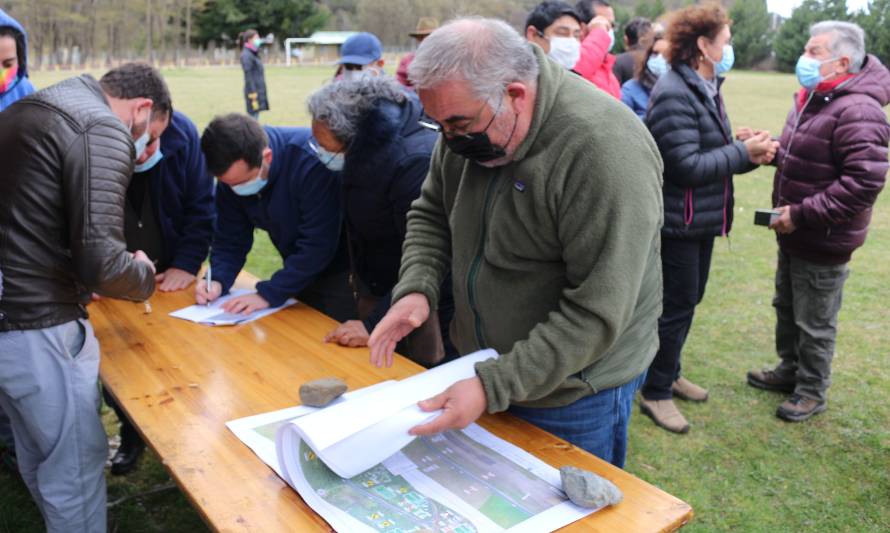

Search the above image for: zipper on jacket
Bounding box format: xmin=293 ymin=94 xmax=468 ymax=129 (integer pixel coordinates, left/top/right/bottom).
xmin=467 ymin=176 xmax=499 ymax=349
xmin=778 ymin=91 xmax=815 ymax=204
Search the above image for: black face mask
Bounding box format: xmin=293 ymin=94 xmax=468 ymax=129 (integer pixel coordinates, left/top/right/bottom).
xmin=442 ymin=97 xmax=519 ymax=164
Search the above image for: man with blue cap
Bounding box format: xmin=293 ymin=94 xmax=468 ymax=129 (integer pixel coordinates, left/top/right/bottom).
xmin=338 ymin=32 xmax=385 ymax=81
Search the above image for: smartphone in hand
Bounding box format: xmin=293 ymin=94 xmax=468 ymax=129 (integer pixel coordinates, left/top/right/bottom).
xmin=754 ymin=209 xmax=780 ymax=227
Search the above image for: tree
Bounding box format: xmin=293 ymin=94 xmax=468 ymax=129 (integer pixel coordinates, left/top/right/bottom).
xmin=634 ymin=0 xmax=665 ymax=21
xmin=773 ymin=0 xmax=849 ymax=72
xmin=194 ymin=0 xmax=329 ymax=46
xmin=610 ymin=4 xmax=632 ymax=55
xmin=858 ymin=0 xmax=890 ymax=66
xmin=729 ymin=0 xmax=772 ymax=68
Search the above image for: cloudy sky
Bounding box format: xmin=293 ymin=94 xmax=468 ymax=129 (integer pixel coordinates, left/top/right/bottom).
xmin=766 ymin=0 xmax=871 ymax=18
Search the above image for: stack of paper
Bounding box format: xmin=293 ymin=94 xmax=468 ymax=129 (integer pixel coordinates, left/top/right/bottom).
xmin=228 ymin=350 xmax=601 ymax=532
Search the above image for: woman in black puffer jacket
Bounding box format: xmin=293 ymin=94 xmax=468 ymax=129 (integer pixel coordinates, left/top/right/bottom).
xmin=641 ymin=3 xmax=777 ymax=433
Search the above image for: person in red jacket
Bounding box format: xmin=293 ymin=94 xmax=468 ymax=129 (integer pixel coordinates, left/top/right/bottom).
xmin=745 ymin=21 xmax=890 ymax=422
xmin=573 ymin=0 xmax=621 ymax=99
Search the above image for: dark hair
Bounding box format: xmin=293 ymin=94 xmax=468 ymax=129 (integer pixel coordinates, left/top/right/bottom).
xmin=636 ymin=31 xmax=664 ymax=92
xmin=239 ymin=29 xmax=259 ymax=48
xmin=574 ymin=0 xmax=610 ymax=22
xmin=624 ymin=17 xmax=653 ymax=48
xmin=666 ymin=3 xmax=729 ymax=69
xmin=526 ymin=1 xmax=582 ymax=33
xmin=201 ymin=113 xmax=268 ymax=177
xmin=99 ymin=62 xmax=172 ymax=119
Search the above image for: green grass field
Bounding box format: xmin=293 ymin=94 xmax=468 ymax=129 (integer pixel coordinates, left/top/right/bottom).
xmin=1 ymin=65 xmax=888 ymax=532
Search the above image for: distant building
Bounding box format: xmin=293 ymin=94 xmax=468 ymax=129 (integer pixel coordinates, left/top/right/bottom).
xmin=285 ymin=31 xmax=360 ymax=65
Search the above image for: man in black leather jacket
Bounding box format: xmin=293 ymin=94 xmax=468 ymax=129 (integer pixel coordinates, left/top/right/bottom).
xmin=0 ymin=62 xmax=171 ymax=533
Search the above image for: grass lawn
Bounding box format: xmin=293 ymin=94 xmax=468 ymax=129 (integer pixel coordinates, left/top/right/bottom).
xmin=1 ymin=65 xmax=888 ymax=532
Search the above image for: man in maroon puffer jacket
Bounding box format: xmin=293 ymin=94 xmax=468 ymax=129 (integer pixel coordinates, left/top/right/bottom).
xmin=746 ymin=21 xmax=889 ymax=422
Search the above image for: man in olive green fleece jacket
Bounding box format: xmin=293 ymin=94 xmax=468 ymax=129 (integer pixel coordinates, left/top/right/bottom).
xmin=368 ymin=17 xmax=664 ymax=467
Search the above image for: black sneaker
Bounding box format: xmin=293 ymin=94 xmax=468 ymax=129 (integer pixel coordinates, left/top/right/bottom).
xmin=776 ymin=393 xmax=827 ymax=422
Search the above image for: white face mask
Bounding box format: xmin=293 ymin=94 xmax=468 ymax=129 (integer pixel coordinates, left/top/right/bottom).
xmin=342 ymin=66 xmax=381 ymax=82
xmin=548 ymin=36 xmax=581 ymax=70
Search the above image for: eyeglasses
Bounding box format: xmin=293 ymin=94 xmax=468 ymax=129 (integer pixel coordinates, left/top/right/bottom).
xmin=417 ymin=94 xmax=504 ymax=138
xmin=342 ymin=63 xmax=365 ymax=71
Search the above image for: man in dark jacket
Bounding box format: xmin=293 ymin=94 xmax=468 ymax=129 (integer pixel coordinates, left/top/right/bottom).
xmin=308 ymin=77 xmax=456 ymax=367
xmin=0 ymin=62 xmax=170 ymax=532
xmin=106 ymin=109 xmax=215 ymax=475
xmin=612 ymin=17 xmax=653 ymax=85
xmin=197 ymin=114 xmax=353 ymax=321
xmin=746 ymin=21 xmax=889 ymax=422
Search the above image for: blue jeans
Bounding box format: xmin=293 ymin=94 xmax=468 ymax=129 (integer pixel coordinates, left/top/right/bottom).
xmin=509 ymin=372 xmax=646 ymax=468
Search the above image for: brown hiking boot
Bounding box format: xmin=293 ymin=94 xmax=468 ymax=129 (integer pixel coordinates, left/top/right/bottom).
xmin=640 ymin=398 xmax=690 ymax=434
xmin=747 ymin=368 xmax=796 ymax=393
xmin=672 ymin=376 xmax=708 ymax=402
xmin=776 ymin=393 xmax=827 ymax=422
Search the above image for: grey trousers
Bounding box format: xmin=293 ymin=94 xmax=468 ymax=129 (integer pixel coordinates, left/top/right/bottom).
xmin=0 ymin=319 xmax=107 ymax=533
xmin=773 ymin=250 xmax=849 ymax=402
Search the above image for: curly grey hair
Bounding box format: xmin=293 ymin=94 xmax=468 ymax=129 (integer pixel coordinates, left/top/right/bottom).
xmin=810 ymin=21 xmax=866 ymax=73
xmin=307 ymin=76 xmax=407 ymax=145
xmin=407 ymin=17 xmax=539 ymax=106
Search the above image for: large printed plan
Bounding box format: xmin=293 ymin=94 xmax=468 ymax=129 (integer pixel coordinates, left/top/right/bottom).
xmin=227 ymin=350 xmax=599 ymax=532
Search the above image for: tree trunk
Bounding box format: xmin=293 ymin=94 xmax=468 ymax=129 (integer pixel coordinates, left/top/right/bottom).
xmin=145 ymin=0 xmax=153 ymax=62
xmin=186 ymin=0 xmax=192 ymax=63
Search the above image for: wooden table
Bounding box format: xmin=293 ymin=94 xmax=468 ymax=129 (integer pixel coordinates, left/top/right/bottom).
xmin=93 ymin=273 xmax=692 ymax=532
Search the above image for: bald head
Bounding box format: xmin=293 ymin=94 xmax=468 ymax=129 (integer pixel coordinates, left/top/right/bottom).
xmin=408 ymin=17 xmax=539 ymax=105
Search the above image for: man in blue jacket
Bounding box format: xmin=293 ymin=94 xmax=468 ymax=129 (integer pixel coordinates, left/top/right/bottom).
xmin=105 ymin=109 xmax=215 ymax=475
xmin=197 ymin=113 xmax=353 ymax=321
xmin=0 ymin=8 xmax=34 ymax=111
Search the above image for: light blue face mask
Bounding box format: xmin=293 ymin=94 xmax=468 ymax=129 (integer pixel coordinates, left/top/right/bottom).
xmin=131 ymin=110 xmax=152 ymax=159
xmin=607 ymin=28 xmax=615 ymax=53
xmin=230 ymin=164 xmax=268 ymax=196
xmin=133 ymin=148 xmax=163 ymax=173
xmin=710 ymin=44 xmax=734 ymax=76
xmin=796 ymin=55 xmax=839 ymax=90
xmin=315 ymin=144 xmax=345 ymax=172
xmin=647 ymin=54 xmax=668 ymax=77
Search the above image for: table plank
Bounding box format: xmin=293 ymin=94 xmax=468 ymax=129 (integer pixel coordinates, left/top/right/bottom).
xmin=93 ymin=275 xmax=692 ymax=532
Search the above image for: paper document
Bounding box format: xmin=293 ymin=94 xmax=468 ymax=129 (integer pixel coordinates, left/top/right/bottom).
xmin=227 ymin=350 xmax=601 ymax=532
xmin=284 ymin=349 xmax=498 ymax=478
xmin=168 ymin=289 xmax=296 ymax=326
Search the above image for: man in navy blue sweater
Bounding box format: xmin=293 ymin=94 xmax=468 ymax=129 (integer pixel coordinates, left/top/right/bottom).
xmin=197 ymin=113 xmax=353 ymax=321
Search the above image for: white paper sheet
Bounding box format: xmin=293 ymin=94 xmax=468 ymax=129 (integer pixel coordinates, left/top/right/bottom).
xmin=284 ymin=349 xmax=498 ymax=478
xmin=168 ymin=289 xmax=296 ymax=326
xmin=225 ymin=381 xmax=396 ymax=476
